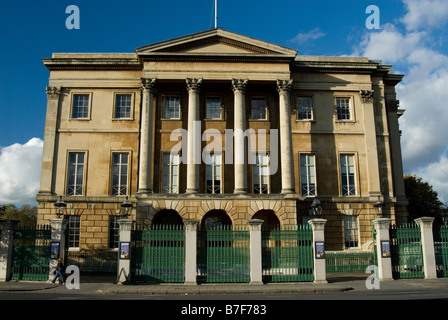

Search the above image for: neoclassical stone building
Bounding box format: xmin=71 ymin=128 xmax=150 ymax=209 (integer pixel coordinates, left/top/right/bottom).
xmin=37 ymin=29 xmax=407 ymax=252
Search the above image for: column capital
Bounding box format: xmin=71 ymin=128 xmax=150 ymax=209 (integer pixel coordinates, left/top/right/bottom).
xmin=186 ymin=78 xmax=202 ymax=93
xmin=276 ymin=79 xmax=293 ymax=93
xmin=141 ymin=78 xmax=157 ymax=93
xmin=360 ymin=90 xmax=374 ymax=103
xmin=117 ymin=218 xmax=134 ymax=231
xmin=0 ymin=219 xmax=20 ymax=231
xmin=46 ymin=86 xmax=61 ymax=98
xmin=231 ymin=79 xmax=248 ymax=93
xmin=184 ymin=219 xmax=199 ymax=231
xmin=247 ymin=219 xmax=264 ymax=231
xmin=415 ymin=216 xmax=435 ymax=229
xmin=372 ymin=218 xmax=392 ymax=231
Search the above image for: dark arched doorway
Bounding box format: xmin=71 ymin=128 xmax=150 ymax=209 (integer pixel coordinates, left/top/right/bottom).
xmin=253 ymin=210 xmax=280 ymax=230
xmin=152 ymin=209 xmax=183 ymax=226
xmin=201 ymin=210 xmax=232 ymax=229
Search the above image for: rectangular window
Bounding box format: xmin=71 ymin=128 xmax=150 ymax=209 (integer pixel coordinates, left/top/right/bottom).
xmin=65 ymin=215 xmax=80 ymax=249
xmin=297 ymin=97 xmax=313 ymax=120
xmin=251 ymin=97 xmax=268 ymax=120
xmin=340 ymin=154 xmax=356 ymax=196
xmin=300 ymin=154 xmax=316 ymax=197
xmin=115 ymin=94 xmax=132 ymax=119
xmin=344 ymin=216 xmax=359 ymax=249
xmin=205 ymin=153 xmax=222 ymax=194
xmin=253 ymin=154 xmax=270 ymax=194
xmin=112 ymin=153 xmax=129 ymax=196
xmin=72 ymin=94 xmax=90 ymax=119
xmin=336 ymin=97 xmax=351 ymax=121
xmin=164 ymin=96 xmax=181 ymax=119
xmin=205 ymin=96 xmax=222 ymax=119
xmin=162 ymin=153 xmax=179 ymax=194
xmin=109 ymin=216 xmax=123 ymax=249
xmin=67 ymin=152 xmax=85 ymax=196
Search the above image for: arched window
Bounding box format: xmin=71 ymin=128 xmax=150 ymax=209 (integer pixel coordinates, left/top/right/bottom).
xmin=253 ymin=210 xmax=280 ymax=230
xmin=201 ymin=210 xmax=232 ymax=230
xmin=152 ymin=209 xmax=183 ymax=226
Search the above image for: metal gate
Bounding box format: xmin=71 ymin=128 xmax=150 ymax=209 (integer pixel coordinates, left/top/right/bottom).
xmin=131 ymin=225 xmax=185 ymax=283
xmin=262 ymin=225 xmax=314 ymax=282
xmin=390 ymin=222 xmax=424 ymax=279
xmin=11 ymin=225 xmax=51 ymax=280
xmin=434 ymin=223 xmax=448 ymax=277
xmin=197 ymin=225 xmax=250 ymax=283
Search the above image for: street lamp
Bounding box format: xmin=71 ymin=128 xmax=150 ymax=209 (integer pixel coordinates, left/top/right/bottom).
xmin=309 ymin=197 xmax=322 ymax=216
xmin=374 ymin=198 xmax=384 ymax=217
xmin=120 ymin=196 xmax=133 ymax=218
xmin=54 ymin=196 xmax=67 ymax=218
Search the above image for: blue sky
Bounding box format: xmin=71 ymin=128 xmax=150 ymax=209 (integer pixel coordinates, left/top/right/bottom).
xmin=1 ymin=0 xmax=448 ymax=205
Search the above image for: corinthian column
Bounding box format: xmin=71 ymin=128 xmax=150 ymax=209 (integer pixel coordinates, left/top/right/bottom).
xmin=186 ymin=78 xmax=202 ymax=194
xmin=277 ymin=80 xmax=295 ymax=194
xmin=39 ymin=86 xmax=62 ymax=195
xmin=138 ymin=78 xmax=157 ymax=193
xmin=232 ymin=79 xmax=248 ymax=194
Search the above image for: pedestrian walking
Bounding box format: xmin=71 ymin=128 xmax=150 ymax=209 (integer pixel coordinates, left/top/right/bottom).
xmin=51 ymin=258 xmax=66 ymax=285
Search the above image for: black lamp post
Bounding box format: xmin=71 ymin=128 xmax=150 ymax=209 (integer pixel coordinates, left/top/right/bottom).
xmin=54 ymin=196 xmax=67 ymax=218
xmin=120 ymin=196 xmax=133 ymax=218
xmin=309 ymin=197 xmax=322 ymax=216
xmin=374 ymin=198 xmax=384 ymax=217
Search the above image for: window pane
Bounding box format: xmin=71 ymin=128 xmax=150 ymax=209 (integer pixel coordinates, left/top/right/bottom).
xmin=251 ymin=97 xmax=267 ymax=120
xmin=67 ymin=152 xmax=84 ymax=195
xmin=297 ymin=97 xmax=313 ymax=120
xmin=72 ymin=94 xmax=89 ymax=118
xmin=115 ymin=94 xmax=132 ymax=119
xmin=337 ymin=98 xmax=351 ymax=120
xmin=165 ymin=96 xmax=180 ymax=119
xmin=206 ymin=97 xmax=221 ymax=119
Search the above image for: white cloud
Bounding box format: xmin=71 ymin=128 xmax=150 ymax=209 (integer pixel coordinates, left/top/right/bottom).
xmin=401 ymin=0 xmax=448 ymax=32
xmin=290 ymin=27 xmax=326 ymax=46
xmin=414 ymin=154 xmax=448 ymax=204
xmin=0 ymin=138 xmax=43 ymax=206
xmin=352 ymin=1 xmax=448 ymax=204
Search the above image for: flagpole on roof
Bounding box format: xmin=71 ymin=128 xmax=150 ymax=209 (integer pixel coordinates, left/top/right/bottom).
xmin=215 ymin=0 xmax=218 ymax=28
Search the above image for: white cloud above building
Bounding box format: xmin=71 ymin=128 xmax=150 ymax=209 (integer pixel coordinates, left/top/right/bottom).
xmin=0 ymin=138 xmax=43 ymax=206
xmin=352 ymin=0 xmax=448 ymax=204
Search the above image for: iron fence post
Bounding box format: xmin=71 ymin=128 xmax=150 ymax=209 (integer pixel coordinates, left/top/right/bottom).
xmin=308 ymin=218 xmax=327 ymax=283
xmin=48 ymin=218 xmax=68 ymax=281
xmin=248 ymin=219 xmax=263 ymax=284
xmin=117 ymin=218 xmax=133 ymax=284
xmin=372 ymin=218 xmax=393 ymax=280
xmin=0 ymin=219 xmax=19 ymax=281
xmin=415 ymin=217 xmax=437 ymax=279
xmin=184 ymin=219 xmax=199 ymax=285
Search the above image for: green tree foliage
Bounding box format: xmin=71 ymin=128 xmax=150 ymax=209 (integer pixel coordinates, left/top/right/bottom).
xmin=0 ymin=204 xmax=37 ymax=226
xmin=404 ymin=174 xmax=444 ymax=222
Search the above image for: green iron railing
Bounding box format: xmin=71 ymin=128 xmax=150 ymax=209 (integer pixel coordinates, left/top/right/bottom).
xmin=262 ymin=225 xmax=314 ymax=282
xmin=197 ymin=225 xmax=250 ymax=283
xmin=11 ymin=224 xmax=51 ymax=281
xmin=326 ymin=251 xmax=374 ymax=274
xmin=390 ymin=222 xmax=424 ymax=279
xmin=434 ymin=223 xmax=448 ymax=278
xmin=131 ymin=224 xmax=185 ymax=283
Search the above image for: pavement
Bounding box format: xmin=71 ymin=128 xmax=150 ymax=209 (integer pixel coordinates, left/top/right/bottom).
xmin=0 ymin=274 xmax=447 ymax=297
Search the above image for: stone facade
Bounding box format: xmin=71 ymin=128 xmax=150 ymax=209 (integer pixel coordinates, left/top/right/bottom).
xmin=36 ymin=29 xmax=408 ymax=252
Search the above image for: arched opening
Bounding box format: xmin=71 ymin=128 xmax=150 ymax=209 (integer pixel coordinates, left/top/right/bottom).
xmin=201 ymin=210 xmax=232 ymax=229
xmin=253 ymin=210 xmax=280 ymax=230
xmin=152 ymin=209 xmax=183 ymax=226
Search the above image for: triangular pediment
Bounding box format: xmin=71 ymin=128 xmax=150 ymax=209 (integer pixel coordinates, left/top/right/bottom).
xmin=136 ymin=29 xmax=298 ymax=57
